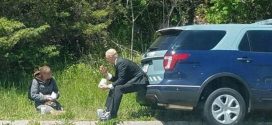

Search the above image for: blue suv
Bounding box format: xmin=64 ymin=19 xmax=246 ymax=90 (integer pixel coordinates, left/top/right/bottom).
xmin=140 ymin=20 xmax=272 ymax=125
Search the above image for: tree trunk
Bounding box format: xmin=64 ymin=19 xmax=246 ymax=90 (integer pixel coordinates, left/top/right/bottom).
xmin=186 ymin=0 xmax=196 ymax=25
xmin=130 ymin=0 xmax=135 ymax=60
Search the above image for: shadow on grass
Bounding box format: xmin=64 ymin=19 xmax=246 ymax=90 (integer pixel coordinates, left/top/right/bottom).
xmin=129 ymin=107 xmax=155 ymax=119
xmin=128 ymin=107 xmax=203 ymax=122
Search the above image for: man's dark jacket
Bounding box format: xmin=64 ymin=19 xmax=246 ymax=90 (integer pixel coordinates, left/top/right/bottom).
xmin=109 ymin=57 xmax=148 ymax=86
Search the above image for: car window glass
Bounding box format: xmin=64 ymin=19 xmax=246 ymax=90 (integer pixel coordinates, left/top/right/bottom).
xmin=247 ymin=30 xmax=272 ymax=52
xmin=173 ymin=30 xmax=226 ymax=50
xmin=148 ymin=30 xmax=181 ymax=52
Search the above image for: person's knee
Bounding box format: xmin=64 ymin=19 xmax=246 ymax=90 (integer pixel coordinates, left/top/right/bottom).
xmin=114 ymin=85 xmax=123 ymax=94
xmin=114 ymin=85 xmax=122 ymax=90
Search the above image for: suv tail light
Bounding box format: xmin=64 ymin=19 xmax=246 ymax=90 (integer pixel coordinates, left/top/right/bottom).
xmin=163 ymin=52 xmax=190 ymax=71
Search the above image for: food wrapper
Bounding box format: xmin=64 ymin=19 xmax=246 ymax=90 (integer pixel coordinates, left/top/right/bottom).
xmin=98 ymin=78 xmax=108 ymax=88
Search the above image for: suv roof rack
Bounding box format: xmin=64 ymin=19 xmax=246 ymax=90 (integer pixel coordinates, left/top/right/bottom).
xmin=253 ymin=19 xmax=272 ymax=25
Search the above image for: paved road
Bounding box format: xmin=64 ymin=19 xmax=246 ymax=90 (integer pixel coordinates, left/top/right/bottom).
xmin=1 ymin=110 xmax=272 ymax=125
xmin=1 ymin=120 xmax=272 ymax=125
xmin=133 ymin=108 xmax=272 ymax=124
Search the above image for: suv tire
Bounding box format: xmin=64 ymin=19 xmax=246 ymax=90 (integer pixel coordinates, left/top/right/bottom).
xmin=204 ymin=88 xmax=246 ymax=125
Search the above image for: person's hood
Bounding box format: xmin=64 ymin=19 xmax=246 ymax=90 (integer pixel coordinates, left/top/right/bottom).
xmin=35 ymin=77 xmax=51 ymax=84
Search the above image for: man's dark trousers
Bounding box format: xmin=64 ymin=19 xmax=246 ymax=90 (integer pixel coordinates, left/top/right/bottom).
xmin=105 ymin=83 xmax=146 ymax=117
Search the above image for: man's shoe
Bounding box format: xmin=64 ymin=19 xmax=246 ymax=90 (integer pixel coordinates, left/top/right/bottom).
xmin=99 ymin=112 xmax=111 ymax=121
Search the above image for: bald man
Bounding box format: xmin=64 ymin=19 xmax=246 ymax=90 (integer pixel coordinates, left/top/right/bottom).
xmin=99 ymin=49 xmax=148 ymax=120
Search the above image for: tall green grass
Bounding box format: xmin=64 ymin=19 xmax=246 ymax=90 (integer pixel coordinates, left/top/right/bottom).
xmin=0 ymin=53 xmax=153 ymax=121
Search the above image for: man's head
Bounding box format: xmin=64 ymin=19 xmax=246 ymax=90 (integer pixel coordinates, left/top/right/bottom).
xmin=105 ymin=49 xmax=118 ymax=64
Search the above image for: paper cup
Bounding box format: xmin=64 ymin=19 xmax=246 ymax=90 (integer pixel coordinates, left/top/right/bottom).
xmin=40 ymin=106 xmax=46 ymax=115
xmin=97 ymin=109 xmax=104 ymax=118
xmin=51 ymin=92 xmax=57 ymax=99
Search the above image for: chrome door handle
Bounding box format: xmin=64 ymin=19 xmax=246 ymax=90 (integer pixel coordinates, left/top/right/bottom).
xmin=237 ymin=57 xmax=252 ymax=63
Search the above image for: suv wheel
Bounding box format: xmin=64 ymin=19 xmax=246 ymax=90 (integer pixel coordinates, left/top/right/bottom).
xmin=204 ymin=88 xmax=246 ymax=125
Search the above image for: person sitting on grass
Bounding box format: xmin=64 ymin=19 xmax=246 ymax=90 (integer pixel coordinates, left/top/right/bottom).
xmin=29 ymin=65 xmax=64 ymax=114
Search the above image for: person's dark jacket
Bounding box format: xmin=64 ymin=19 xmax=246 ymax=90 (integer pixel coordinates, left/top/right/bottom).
xmin=109 ymin=57 xmax=148 ymax=86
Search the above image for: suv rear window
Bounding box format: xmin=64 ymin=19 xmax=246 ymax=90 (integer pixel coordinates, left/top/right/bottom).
xmin=173 ymin=30 xmax=226 ymax=50
xmin=148 ymin=30 xmax=181 ymax=52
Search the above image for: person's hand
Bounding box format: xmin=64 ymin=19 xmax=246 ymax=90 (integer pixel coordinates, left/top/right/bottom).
xmin=99 ymin=65 xmax=108 ymax=76
xmin=45 ymin=95 xmax=55 ymax=101
xmin=46 ymin=97 xmax=54 ymax=101
xmin=99 ymin=84 xmax=109 ymax=91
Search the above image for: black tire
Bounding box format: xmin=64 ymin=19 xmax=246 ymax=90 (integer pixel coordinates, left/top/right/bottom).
xmin=203 ymin=88 xmax=246 ymax=125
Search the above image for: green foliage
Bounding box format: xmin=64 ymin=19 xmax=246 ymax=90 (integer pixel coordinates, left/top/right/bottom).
xmin=205 ymin=0 xmax=246 ymax=23
xmin=204 ymin=0 xmax=272 ymax=23
xmin=0 ymin=18 xmax=24 ymax=34
xmin=0 ymin=0 xmax=122 ymax=77
xmin=0 ymin=17 xmax=52 ymax=79
xmin=0 ymin=17 xmax=49 ymax=51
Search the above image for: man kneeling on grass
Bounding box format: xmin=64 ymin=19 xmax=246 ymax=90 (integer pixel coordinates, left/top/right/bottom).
xmin=98 ymin=49 xmax=149 ymax=121
xmin=29 ymin=65 xmax=64 ymax=115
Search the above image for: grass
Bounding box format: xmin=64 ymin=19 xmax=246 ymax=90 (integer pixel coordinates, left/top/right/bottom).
xmin=0 ymin=52 xmax=154 ymax=121
xmin=1 ymin=54 xmax=272 ymax=124
xmin=0 ymin=63 xmax=153 ymax=120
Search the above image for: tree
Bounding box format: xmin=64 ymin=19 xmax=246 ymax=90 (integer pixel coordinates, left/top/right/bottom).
xmin=204 ymin=0 xmax=272 ymax=23
xmin=0 ymin=17 xmax=50 ymax=78
xmin=0 ymin=0 xmax=122 ymax=77
xmin=0 ymin=18 xmax=49 ymax=51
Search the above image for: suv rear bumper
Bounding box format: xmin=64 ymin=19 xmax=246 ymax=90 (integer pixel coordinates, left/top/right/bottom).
xmin=146 ymin=84 xmax=200 ymax=110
